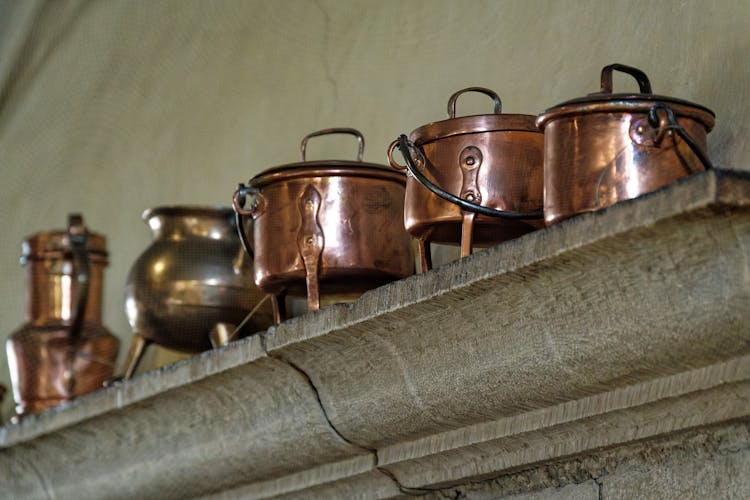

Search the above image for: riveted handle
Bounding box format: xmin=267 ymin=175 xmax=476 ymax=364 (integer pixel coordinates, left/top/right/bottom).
xmin=447 ymin=87 xmax=502 ymax=118
xmin=600 ymin=63 xmax=652 ymax=94
xmin=300 ymin=128 xmax=364 ymax=162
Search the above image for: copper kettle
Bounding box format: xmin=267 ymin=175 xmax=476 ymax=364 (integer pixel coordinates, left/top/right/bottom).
xmin=6 ymin=215 xmax=119 ymax=417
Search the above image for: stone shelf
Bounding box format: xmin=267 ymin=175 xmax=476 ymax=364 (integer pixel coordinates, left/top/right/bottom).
xmin=1 ymin=170 xmax=749 ymax=499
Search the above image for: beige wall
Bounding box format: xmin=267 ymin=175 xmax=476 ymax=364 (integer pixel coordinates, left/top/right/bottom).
xmin=1 ymin=0 xmax=748 ymax=417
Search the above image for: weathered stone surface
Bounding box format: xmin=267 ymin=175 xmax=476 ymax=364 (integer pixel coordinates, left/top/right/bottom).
xmin=426 ymin=421 xmax=750 ymax=500
xmin=265 ymin=170 xmax=750 ymax=449
xmin=472 ymin=481 xmax=599 ymax=500
xmin=603 ymin=448 xmax=750 ymax=500
xmin=0 ymin=171 xmax=748 ymax=498
xmin=0 ymin=340 xmax=371 ymax=498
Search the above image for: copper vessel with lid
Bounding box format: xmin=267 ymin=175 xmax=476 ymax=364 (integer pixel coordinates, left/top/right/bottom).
xmin=234 ymin=128 xmax=414 ymax=321
xmin=6 ymin=214 xmax=119 ymax=417
xmin=388 ymin=87 xmax=544 ymax=271
xmin=537 ymin=63 xmax=715 ymax=225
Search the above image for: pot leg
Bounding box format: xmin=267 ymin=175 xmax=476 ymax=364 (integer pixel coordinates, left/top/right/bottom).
xmin=271 ymin=292 xmax=287 ymax=324
xmin=121 ymin=333 xmax=151 ymax=381
xmin=418 ymin=238 xmax=432 ymax=273
xmin=460 ymin=211 xmax=476 ymax=258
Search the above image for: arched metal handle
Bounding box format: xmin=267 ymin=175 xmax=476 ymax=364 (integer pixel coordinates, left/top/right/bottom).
xmin=600 ymin=63 xmax=652 ymax=94
xmin=300 ymin=128 xmax=365 ymax=162
xmin=447 ymin=87 xmax=502 ymax=118
xmin=395 ymin=135 xmax=543 ymax=220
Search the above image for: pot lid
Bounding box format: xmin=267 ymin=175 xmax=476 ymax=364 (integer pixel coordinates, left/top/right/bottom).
xmin=537 ymin=63 xmax=715 ymax=130
xmin=409 ymin=87 xmax=540 ymax=146
xmin=249 ymin=128 xmax=405 ymax=187
xmin=22 ymin=214 xmax=107 ymax=262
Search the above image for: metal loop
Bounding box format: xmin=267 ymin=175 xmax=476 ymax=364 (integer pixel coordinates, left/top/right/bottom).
xmin=300 ymin=128 xmax=365 ymax=162
xmin=447 ymin=87 xmax=502 ymax=118
xmin=232 ymin=184 xmax=257 ymax=260
xmin=600 ymin=64 xmax=652 ymax=94
xmin=647 ymin=103 xmax=714 ymax=170
xmin=396 ymin=135 xmax=543 ymax=220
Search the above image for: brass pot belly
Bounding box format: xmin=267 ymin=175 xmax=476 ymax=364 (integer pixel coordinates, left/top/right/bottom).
xmin=121 ymin=206 xmax=273 ymax=378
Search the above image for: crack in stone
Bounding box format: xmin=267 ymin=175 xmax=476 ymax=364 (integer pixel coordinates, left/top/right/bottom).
xmin=261 ymin=332 xmax=432 ymax=496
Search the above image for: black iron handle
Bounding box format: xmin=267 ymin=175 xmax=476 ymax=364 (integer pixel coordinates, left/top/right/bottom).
xmin=647 ymin=103 xmax=714 ymax=171
xmin=600 ymin=63 xmax=652 ymax=94
xmin=395 ymin=135 xmax=543 ymax=220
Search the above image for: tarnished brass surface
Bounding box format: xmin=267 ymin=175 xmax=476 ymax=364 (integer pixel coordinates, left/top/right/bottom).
xmin=537 ymin=64 xmax=715 ymax=225
xmin=122 ymin=206 xmax=273 ymax=377
xmin=235 ymin=129 xmax=414 ymax=317
xmin=6 ymin=215 xmax=118 ymax=417
xmin=388 ymin=88 xmax=544 ymax=269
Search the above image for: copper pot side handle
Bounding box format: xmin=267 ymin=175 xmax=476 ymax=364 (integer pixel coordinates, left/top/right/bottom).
xmin=232 ymin=183 xmax=267 ymax=260
xmin=600 ymin=63 xmax=652 ymax=94
xmin=387 ymin=139 xmax=407 ymax=171
xmin=647 ymin=104 xmax=714 ymax=170
xmin=447 ymin=87 xmax=502 ymax=118
xmin=395 ymin=135 xmax=543 ymax=220
xmin=300 ymin=127 xmax=365 ymax=162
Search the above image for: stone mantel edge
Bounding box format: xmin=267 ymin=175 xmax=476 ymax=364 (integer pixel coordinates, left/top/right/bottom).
xmin=0 ymin=169 xmax=748 ymax=499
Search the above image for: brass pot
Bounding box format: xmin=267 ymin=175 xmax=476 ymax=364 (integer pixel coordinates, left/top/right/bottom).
xmin=234 ymin=128 xmax=414 ymax=320
xmin=121 ymin=206 xmax=273 ymax=379
xmin=6 ymin=215 xmax=119 ymax=417
xmin=388 ymin=87 xmax=544 ymax=271
xmin=536 ymin=63 xmax=715 ymax=225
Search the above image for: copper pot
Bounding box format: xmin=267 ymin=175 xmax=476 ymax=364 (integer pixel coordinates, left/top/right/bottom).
xmin=536 ymin=63 xmax=715 ymax=225
xmin=6 ymin=215 xmax=119 ymax=417
xmin=121 ymin=206 xmax=273 ymax=379
xmin=388 ymin=87 xmax=544 ymax=271
xmin=234 ymin=128 xmax=414 ymax=321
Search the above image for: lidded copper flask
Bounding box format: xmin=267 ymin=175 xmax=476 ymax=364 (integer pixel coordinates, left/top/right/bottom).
xmin=6 ymin=214 xmax=119 ymax=417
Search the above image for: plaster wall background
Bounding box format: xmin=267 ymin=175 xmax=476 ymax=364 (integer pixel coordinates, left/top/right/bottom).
xmin=0 ymin=0 xmax=748 ymax=416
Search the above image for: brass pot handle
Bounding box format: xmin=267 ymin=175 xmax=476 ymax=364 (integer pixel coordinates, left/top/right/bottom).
xmin=600 ymin=63 xmax=652 ymax=94
xmin=447 ymin=87 xmax=502 ymax=118
xmin=395 ymin=135 xmax=543 ymax=220
xmin=300 ymin=127 xmax=365 ymax=162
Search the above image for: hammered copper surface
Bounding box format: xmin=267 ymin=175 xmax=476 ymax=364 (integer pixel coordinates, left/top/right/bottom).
xmin=6 ymin=215 xmax=118 ymax=417
xmin=235 ymin=128 xmax=414 ymax=319
xmin=388 ymin=88 xmax=543 ymax=269
xmin=537 ymin=64 xmax=715 ymax=225
xmin=122 ymin=206 xmax=273 ymax=378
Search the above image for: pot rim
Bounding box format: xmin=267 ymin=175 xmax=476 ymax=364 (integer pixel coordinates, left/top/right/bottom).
xmin=536 ymin=94 xmax=716 ymax=131
xmin=409 ymin=113 xmax=540 ymax=146
xmin=142 ymin=205 xmax=234 ymax=221
xmin=248 ymin=160 xmax=406 ymax=188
